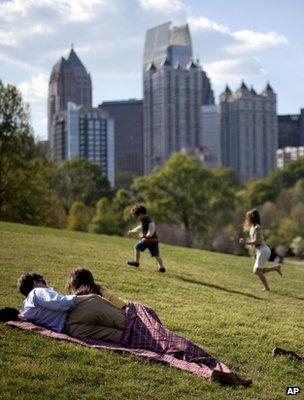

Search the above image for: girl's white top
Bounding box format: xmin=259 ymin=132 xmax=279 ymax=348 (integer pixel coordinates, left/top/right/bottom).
xmin=249 ymin=224 xmax=266 ymax=247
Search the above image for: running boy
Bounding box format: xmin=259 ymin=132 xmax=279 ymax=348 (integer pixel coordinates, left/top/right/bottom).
xmin=127 ymin=205 xmax=166 ymax=273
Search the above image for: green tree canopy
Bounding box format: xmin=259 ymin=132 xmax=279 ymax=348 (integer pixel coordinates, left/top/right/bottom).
xmin=292 ymin=178 xmax=304 ymax=204
xmin=241 ymin=179 xmax=276 ymax=208
xmin=0 ymin=81 xmax=65 ymax=226
xmin=53 ymin=158 xmax=110 ymax=213
xmin=67 ymin=201 xmax=93 ymax=232
xmin=132 ymin=153 xmax=235 ymax=245
xmin=89 ymin=197 xmax=120 ymax=235
xmin=267 ymin=158 xmax=304 ymax=195
xmin=115 ymin=171 xmax=135 ymax=190
xmin=290 ymin=236 xmax=304 ymax=258
xmin=0 ymin=80 xmax=33 ymax=217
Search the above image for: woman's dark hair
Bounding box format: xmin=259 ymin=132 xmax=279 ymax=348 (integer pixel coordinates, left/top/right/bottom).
xmin=0 ymin=307 xmax=20 ymax=322
xmin=17 ymin=273 xmax=46 ymax=297
xmin=243 ymin=208 xmax=261 ymax=232
xmin=131 ymin=204 xmax=147 ymax=218
xmin=67 ymin=268 xmax=102 ymax=296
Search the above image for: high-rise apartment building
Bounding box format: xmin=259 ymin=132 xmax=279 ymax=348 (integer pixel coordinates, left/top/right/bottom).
xmin=278 ymin=109 xmax=304 ymax=148
xmin=276 ymin=146 xmax=304 ymax=168
xmin=99 ymin=100 xmax=143 ymax=178
xmin=143 ymin=22 xmax=192 ymax=69
xmin=48 ymin=47 xmax=92 ymax=147
xmin=201 ymin=105 xmax=221 ymax=168
xmin=202 ymin=70 xmax=215 ymax=106
xmin=143 ymin=22 xmax=210 ymax=173
xmin=220 ymin=82 xmax=278 ymax=181
xmin=53 ymin=103 xmax=115 ymax=186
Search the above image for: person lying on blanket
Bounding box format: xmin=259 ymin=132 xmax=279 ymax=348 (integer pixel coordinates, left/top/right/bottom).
xmin=14 ymin=269 xmax=251 ymax=386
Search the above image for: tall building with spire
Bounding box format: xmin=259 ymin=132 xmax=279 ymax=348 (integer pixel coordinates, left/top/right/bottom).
xmin=220 ymin=82 xmax=278 ymax=181
xmin=143 ymin=22 xmax=213 ymax=173
xmin=48 ymin=46 xmax=92 ymax=147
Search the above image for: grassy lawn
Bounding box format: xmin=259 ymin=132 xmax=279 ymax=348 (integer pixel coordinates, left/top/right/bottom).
xmin=0 ymin=221 xmax=303 ymax=400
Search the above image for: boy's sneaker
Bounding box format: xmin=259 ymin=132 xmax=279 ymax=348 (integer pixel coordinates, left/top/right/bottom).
xmin=158 ymin=267 xmax=166 ymax=273
xmin=127 ymin=261 xmax=140 ymax=268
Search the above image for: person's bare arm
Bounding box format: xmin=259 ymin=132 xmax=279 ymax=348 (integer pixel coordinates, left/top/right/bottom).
xmin=239 ymin=229 xmax=261 ymax=246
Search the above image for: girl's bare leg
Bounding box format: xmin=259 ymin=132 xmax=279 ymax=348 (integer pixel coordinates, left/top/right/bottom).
xmin=263 ymin=265 xmax=282 ymax=277
xmin=255 ymin=269 xmax=270 ymax=291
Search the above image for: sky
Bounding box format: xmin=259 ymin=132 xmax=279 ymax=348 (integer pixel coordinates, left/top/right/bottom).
xmin=0 ymin=0 xmax=303 ymax=139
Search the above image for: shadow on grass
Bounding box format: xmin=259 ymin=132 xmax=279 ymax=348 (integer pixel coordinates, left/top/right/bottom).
xmin=176 ymin=276 xmax=263 ymax=300
xmin=275 ymin=292 xmax=304 ymax=301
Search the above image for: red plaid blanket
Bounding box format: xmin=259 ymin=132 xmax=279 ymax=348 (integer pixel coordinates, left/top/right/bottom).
xmin=6 ymin=302 xmax=230 ymax=380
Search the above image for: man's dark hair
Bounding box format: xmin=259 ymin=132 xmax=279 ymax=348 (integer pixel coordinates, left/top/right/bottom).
xmin=17 ymin=273 xmax=45 ymax=297
xmin=131 ymin=205 xmax=147 ymax=218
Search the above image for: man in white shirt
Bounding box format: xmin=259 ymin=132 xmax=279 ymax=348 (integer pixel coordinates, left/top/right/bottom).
xmin=18 ymin=273 xmax=95 ymax=332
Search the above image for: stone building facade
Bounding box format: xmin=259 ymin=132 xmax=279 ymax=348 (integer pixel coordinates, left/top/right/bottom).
xmin=220 ymin=82 xmax=278 ymax=181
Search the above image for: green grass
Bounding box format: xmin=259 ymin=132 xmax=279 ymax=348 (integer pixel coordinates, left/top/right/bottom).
xmin=0 ymin=222 xmax=303 ymax=400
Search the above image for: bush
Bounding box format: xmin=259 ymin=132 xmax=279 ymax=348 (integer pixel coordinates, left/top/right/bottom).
xmin=67 ymin=201 xmax=93 ymax=232
xmin=290 ymin=236 xmax=304 ymax=258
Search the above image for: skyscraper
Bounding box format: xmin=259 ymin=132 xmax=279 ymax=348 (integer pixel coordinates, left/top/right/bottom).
xmin=143 ymin=22 xmax=192 ymax=69
xmin=220 ymin=82 xmax=278 ymax=181
xmin=53 ymin=103 xmax=115 ymax=186
xmin=276 ymin=146 xmax=304 ymax=168
xmin=99 ymin=100 xmax=143 ymax=178
xmin=278 ymin=109 xmax=304 ymax=148
xmin=143 ymin=22 xmax=206 ymax=174
xmin=48 ymin=46 xmax=92 ymax=147
xmin=201 ymin=69 xmax=215 ymax=105
xmin=201 ymin=104 xmax=221 ymax=168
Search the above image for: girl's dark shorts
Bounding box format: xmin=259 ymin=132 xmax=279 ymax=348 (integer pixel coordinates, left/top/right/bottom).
xmin=135 ymin=241 xmax=160 ymax=257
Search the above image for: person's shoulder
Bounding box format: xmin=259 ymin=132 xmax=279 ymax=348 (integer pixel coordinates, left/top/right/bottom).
xmin=30 ymin=287 xmax=45 ymax=297
xmin=33 ymin=286 xmax=56 ymax=297
xmin=254 ymin=224 xmax=262 ymax=232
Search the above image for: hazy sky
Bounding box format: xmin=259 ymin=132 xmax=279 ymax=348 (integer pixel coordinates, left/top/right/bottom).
xmin=1 ymin=0 xmax=303 ymax=138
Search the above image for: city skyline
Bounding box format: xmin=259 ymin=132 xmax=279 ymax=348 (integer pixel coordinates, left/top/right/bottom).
xmin=1 ymin=0 xmax=303 ymax=138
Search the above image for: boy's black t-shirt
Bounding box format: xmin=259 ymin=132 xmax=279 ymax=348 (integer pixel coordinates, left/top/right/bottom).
xmin=141 ymin=215 xmax=158 ymax=241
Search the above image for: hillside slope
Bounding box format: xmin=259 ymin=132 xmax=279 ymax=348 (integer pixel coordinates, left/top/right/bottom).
xmin=0 ymin=222 xmax=303 ymax=400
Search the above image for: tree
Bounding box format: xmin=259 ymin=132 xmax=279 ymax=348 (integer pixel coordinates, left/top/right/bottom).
xmin=115 ymin=171 xmax=135 ymax=190
xmin=0 ymin=81 xmax=65 ymax=227
xmin=3 ymin=153 xmax=66 ymax=228
xmin=277 ymin=218 xmax=300 ymax=246
xmin=213 ymin=166 xmax=241 ymax=190
xmin=54 ymin=158 xmax=111 ymax=213
xmin=242 ymin=179 xmax=276 ymax=208
xmin=67 ymin=201 xmax=93 ymax=232
xmin=0 ymin=80 xmax=33 ymax=218
xmin=132 ymin=153 xmax=231 ymax=246
xmin=89 ymin=197 xmax=120 ymax=235
xmin=292 ymin=179 xmax=304 ymax=204
xmin=290 ymin=236 xmax=304 ymax=258
xmin=290 ymin=203 xmax=304 ymax=236
xmin=267 ymin=158 xmax=304 ymax=197
xmin=112 ymin=189 xmax=134 ymax=232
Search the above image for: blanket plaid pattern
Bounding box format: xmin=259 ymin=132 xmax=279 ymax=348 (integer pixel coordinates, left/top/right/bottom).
xmin=120 ymin=302 xmax=230 ymax=378
xmin=6 ymin=302 xmax=230 ymax=380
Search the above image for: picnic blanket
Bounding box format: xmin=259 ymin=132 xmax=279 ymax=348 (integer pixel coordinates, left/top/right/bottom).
xmin=6 ymin=302 xmax=230 ymax=380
